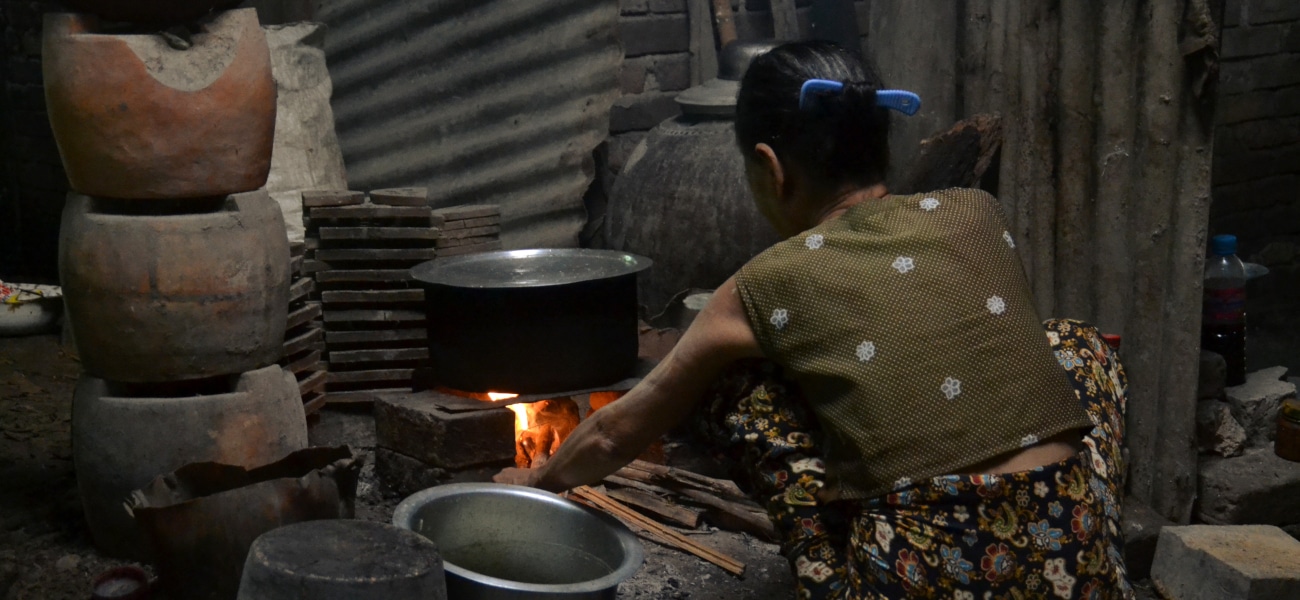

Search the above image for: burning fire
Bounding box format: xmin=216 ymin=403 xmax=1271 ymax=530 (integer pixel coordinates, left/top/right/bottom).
xmin=487 ymin=392 xmax=529 ymax=431
xmin=485 ymin=391 xmax=580 ymax=469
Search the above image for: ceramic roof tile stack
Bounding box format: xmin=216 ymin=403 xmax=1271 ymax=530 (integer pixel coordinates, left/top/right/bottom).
xmin=280 ymin=241 xmax=329 ymax=415
xmin=304 ymin=189 xmax=442 ymax=403
xmin=45 ymin=7 xmax=308 ymax=563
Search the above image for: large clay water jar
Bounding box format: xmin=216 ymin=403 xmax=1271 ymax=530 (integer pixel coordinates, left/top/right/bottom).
xmin=605 ymin=43 xmax=781 ymax=315
xmin=42 ymin=9 xmax=275 ymax=199
xmin=60 ymin=190 xmax=290 ymax=382
xmin=73 ymin=365 xmax=309 ymax=560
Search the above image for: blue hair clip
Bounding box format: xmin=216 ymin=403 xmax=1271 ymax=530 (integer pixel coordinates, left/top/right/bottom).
xmin=798 ymin=79 xmax=922 ymax=116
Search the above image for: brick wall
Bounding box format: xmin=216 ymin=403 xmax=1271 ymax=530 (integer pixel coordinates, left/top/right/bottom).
xmin=1210 ymin=0 xmax=1300 ymax=372
xmin=0 ymin=0 xmax=67 ymax=282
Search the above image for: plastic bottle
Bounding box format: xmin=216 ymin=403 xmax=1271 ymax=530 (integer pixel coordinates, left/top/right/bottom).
xmin=1201 ymin=234 xmax=1247 ymax=386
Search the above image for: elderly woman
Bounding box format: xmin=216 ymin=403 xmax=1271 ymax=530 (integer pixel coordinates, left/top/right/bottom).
xmin=497 ymin=41 xmax=1132 ymax=599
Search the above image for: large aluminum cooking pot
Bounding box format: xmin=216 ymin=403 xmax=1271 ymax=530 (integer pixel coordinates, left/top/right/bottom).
xmin=410 ymin=249 xmax=651 ymax=394
xmin=393 ymin=483 xmax=643 ymax=599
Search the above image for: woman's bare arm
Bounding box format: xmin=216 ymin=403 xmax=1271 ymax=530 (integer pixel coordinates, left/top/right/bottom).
xmin=495 ymin=276 xmax=761 ymax=492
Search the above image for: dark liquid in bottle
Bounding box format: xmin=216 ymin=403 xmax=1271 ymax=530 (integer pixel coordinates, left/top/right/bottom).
xmin=1202 ymin=322 xmax=1247 ymax=386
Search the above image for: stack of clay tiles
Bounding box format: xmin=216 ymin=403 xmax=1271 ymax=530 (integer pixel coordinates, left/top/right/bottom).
xmin=44 ymin=7 xmax=308 ymax=560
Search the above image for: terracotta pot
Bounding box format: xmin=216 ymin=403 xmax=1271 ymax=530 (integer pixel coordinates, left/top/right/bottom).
xmin=59 ymin=0 xmax=242 ymax=25
xmin=43 ymin=9 xmax=275 ymax=199
xmin=73 ymin=365 xmax=308 ymax=560
xmin=60 ymin=190 xmax=290 ymax=382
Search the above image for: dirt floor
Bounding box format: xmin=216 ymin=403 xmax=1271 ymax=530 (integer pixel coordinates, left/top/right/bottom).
xmin=0 ymin=333 xmax=794 ymax=599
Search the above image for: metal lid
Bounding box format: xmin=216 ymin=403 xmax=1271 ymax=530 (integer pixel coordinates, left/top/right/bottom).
xmin=676 ymin=41 xmax=781 ymax=117
xmin=410 ymin=248 xmax=652 ymax=289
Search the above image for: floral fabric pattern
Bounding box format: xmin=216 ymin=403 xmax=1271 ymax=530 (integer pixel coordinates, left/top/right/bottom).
xmin=694 ymin=319 xmax=1133 ymax=599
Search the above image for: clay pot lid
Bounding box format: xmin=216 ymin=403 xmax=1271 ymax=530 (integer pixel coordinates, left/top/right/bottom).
xmin=676 ymin=41 xmax=781 ymax=117
xmin=91 ymin=566 xmax=151 ymax=600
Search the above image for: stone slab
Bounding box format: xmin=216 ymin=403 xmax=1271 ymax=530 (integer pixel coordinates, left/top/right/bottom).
xmin=368 ymin=187 xmax=428 ymax=207
xmin=1151 ymin=525 xmax=1300 ymax=600
xmin=1199 ymin=445 xmax=1300 ymax=526
xmin=301 ymin=190 xmax=364 ymax=208
xmin=375 ymin=447 xmax=449 ymax=497
xmin=374 ymin=391 xmax=515 ymax=469
xmin=1123 ymin=497 xmax=1177 ymax=580
xmin=431 ymin=204 xmax=500 ymax=221
xmin=1226 ymin=367 xmax=1295 ymax=448
xmin=1199 ymin=350 xmax=1227 ymax=400
xmin=1198 ymin=399 xmax=1247 ymax=457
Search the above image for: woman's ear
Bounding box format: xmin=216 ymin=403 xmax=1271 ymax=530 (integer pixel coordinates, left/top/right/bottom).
xmin=753 ymin=143 xmax=785 ymax=199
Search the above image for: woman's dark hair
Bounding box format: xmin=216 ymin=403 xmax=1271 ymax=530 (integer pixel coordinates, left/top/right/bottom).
xmin=735 ymin=41 xmax=891 ymax=189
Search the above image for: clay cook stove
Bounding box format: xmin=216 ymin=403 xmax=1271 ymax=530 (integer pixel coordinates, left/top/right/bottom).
xmin=374 ymin=249 xmax=653 ymax=492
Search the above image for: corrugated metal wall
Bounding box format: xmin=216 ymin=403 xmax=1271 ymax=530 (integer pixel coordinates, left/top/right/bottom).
xmin=865 ymin=0 xmax=1217 ymax=522
xmin=315 ymin=0 xmax=622 ymax=249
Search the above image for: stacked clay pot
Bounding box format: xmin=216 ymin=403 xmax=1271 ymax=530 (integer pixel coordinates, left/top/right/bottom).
xmin=46 ymin=8 xmax=307 ymax=560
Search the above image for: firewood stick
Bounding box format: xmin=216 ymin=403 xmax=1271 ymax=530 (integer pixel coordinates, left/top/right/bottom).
xmin=710 ymin=0 xmax=737 ymax=48
xmin=604 ymin=474 xmax=676 ymax=497
xmin=605 ymin=487 xmax=703 ymax=529
xmin=623 ymin=459 xmax=748 ymax=500
xmin=573 ymin=486 xmax=746 ymax=576
xmin=675 ymin=488 xmax=777 ymax=542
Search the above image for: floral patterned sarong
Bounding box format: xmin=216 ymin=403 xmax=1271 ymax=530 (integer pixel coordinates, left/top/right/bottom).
xmin=694 ymin=319 xmax=1134 ymax=599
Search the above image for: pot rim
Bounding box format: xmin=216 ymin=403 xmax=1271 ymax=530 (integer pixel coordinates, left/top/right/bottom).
xmin=392 ymin=482 xmax=645 ymax=594
xmin=410 ymin=248 xmax=652 ymax=290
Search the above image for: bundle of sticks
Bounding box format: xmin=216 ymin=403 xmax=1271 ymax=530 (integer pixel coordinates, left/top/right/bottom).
xmin=567 ymin=460 xmax=777 ymax=577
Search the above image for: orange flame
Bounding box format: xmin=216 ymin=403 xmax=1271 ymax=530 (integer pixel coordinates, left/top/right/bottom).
xmin=487 ymin=392 xmax=528 ymax=433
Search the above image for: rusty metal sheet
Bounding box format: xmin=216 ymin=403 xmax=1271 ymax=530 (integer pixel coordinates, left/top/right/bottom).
xmin=865 ymin=0 xmax=1216 ymax=522
xmin=315 ymin=0 xmax=622 ymax=250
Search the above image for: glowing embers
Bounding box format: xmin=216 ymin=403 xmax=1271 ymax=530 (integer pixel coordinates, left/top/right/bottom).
xmin=486 ymin=393 xmax=581 ymax=468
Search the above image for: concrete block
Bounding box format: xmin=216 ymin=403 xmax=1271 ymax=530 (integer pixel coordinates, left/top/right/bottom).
xmin=374 ymin=392 xmax=515 ymax=469
xmin=619 ymin=14 xmax=690 ymax=57
xmin=1122 ymin=497 xmax=1176 ymax=580
xmin=1199 ymin=445 xmax=1300 ymax=525
xmin=1221 ymin=55 xmax=1300 ymax=95
xmin=1151 ymin=525 xmax=1300 ymax=600
xmin=1199 ymin=350 xmax=1227 ymax=400
xmin=1198 ymin=400 xmax=1248 ymax=457
xmin=375 ymin=447 xmax=449 ymax=497
xmin=1222 ymin=24 xmax=1288 ymax=59
xmin=610 ymin=91 xmax=679 ymax=133
xmin=1225 ymin=366 xmax=1295 ymax=447
xmin=648 ymin=0 xmax=686 ymax=13
xmin=652 ymin=53 xmax=692 ymax=92
xmin=620 ymin=56 xmax=649 ymax=94
xmin=620 ymin=0 xmax=648 ymax=15
xmin=1248 ymin=1 xmax=1300 ymax=25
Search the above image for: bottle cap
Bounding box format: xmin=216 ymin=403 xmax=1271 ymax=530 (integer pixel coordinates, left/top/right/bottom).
xmin=1211 ymin=234 xmax=1237 ymax=256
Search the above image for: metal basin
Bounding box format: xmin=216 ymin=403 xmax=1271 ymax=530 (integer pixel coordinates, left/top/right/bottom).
xmin=393 ymin=483 xmax=643 ymax=599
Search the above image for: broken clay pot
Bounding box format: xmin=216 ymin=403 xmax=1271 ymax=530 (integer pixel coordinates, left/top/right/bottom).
xmin=129 ymin=446 xmax=360 ymax=600
xmin=59 ymin=190 xmax=290 ymax=382
xmin=43 ymin=9 xmax=275 ymax=199
xmin=73 ymin=365 xmax=308 ymax=560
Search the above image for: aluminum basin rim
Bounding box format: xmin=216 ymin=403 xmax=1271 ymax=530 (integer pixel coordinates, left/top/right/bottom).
xmin=410 ymin=248 xmax=653 ymax=289
xmin=392 ymin=483 xmax=644 ymax=594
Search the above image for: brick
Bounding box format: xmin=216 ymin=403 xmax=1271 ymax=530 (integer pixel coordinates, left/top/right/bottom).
xmin=1122 ymin=497 xmax=1176 ymax=581
xmin=1221 ymin=55 xmax=1300 ymax=95
xmin=648 ymin=0 xmax=686 ymax=13
xmin=1248 ymin=1 xmax=1300 ymax=25
xmin=619 ymin=14 xmax=690 ymax=57
xmin=1151 ymin=525 xmax=1300 ymax=600
xmin=374 ymin=391 xmax=515 ymax=469
xmin=1212 ymin=175 xmax=1298 ymax=214
xmin=5 ymin=58 xmax=42 ymax=85
xmin=1199 ymin=445 xmax=1300 ymax=525
xmin=375 ymin=447 xmax=449 ymax=496
xmin=1224 ymin=0 xmax=1245 ymax=28
xmin=1226 ymin=366 xmax=1296 ymax=447
xmin=652 ymin=53 xmax=692 ymax=92
xmin=1222 ymin=25 xmax=1289 ymax=59
xmin=620 ymin=56 xmax=649 ymax=94
xmin=610 ymin=91 xmax=679 ymax=132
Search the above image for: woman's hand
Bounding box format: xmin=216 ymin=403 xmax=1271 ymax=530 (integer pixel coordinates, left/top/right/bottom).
xmin=492 ymin=467 xmax=538 ymax=487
